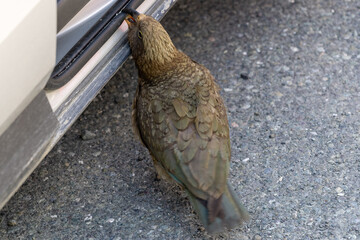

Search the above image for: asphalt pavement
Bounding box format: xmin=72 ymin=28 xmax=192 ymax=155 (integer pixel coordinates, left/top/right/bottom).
xmin=1 ymin=0 xmax=360 ymax=239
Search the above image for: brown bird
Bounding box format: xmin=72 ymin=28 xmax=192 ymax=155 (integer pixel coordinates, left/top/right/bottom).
xmin=123 ymin=8 xmax=249 ymax=233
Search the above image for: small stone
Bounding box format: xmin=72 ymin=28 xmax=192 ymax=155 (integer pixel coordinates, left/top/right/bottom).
xmin=282 ymin=66 xmax=290 ymax=72
xmin=242 ymin=158 xmax=250 ymax=162
xmin=269 ymin=133 xmax=276 ymax=138
xmin=317 ymin=46 xmax=325 ymax=53
xmin=184 ymin=32 xmax=193 ymax=38
xmin=342 ymin=53 xmax=352 ymax=60
xmin=231 ymin=122 xmax=239 ymax=128
xmin=84 ymin=214 xmax=92 ymax=222
xmin=253 ymin=235 xmax=262 ymax=240
xmin=92 ymin=151 xmax=101 ymax=157
xmin=242 ymin=103 xmax=251 ymax=109
xmin=240 ymin=73 xmax=249 ymax=80
xmin=282 ymin=76 xmax=293 ymax=85
xmin=81 ymin=130 xmax=96 ymax=140
xmin=343 ymin=32 xmax=352 ymax=40
xmin=224 ymin=88 xmax=233 ymax=92
xmin=274 ymin=91 xmax=283 ymax=98
xmin=123 ymin=93 xmax=129 ymax=98
xmin=65 ymin=162 xmax=70 ymax=167
xmin=7 ymin=219 xmax=17 ymax=226
xmin=161 ymin=225 xmax=171 ymax=232
xmin=106 ymin=218 xmax=115 ymax=223
xmin=290 ymin=46 xmax=299 ymax=52
xmin=336 ymin=187 xmax=344 ymax=196
xmin=208 ymin=36 xmax=216 ymax=42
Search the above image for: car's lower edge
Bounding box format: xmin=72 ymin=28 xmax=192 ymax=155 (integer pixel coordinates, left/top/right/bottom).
xmin=0 ymin=92 xmax=59 ymax=210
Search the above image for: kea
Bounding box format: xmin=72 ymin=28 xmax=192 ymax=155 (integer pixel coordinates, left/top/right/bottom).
xmin=123 ymin=8 xmax=249 ymax=233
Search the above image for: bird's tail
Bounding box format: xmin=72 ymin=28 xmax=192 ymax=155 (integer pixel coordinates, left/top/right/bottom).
xmin=186 ymin=181 xmax=249 ymax=234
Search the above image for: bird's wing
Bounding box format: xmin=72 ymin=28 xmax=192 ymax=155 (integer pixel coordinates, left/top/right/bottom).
xmin=132 ymin=83 xmax=146 ymax=146
xmin=147 ymin=74 xmax=231 ymax=200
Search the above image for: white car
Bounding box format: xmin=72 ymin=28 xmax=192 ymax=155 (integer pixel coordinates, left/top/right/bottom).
xmin=0 ymin=0 xmax=177 ymax=210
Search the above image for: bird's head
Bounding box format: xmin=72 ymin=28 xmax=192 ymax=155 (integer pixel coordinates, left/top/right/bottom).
xmin=123 ymin=8 xmax=178 ymax=79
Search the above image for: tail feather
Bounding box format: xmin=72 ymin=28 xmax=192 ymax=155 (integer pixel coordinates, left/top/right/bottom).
xmin=207 ymin=195 xmax=225 ymax=223
xmin=186 ymin=182 xmax=249 ymax=234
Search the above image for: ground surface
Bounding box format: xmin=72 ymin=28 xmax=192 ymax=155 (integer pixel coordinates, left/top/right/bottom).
xmin=1 ymin=0 xmax=360 ymax=239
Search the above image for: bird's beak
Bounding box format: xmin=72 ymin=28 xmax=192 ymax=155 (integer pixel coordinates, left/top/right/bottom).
xmin=123 ymin=8 xmax=140 ymax=27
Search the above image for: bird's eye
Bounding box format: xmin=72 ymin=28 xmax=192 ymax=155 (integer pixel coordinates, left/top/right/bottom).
xmin=138 ymin=31 xmax=143 ymax=39
xmin=128 ymin=16 xmax=136 ymax=24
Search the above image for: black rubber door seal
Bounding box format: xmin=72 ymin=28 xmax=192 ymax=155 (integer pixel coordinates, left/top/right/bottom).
xmin=45 ymin=0 xmax=143 ymax=90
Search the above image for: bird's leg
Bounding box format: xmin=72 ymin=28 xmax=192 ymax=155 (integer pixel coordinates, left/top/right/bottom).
xmin=150 ymin=154 xmax=172 ymax=182
xmin=150 ymin=154 xmax=184 ymax=192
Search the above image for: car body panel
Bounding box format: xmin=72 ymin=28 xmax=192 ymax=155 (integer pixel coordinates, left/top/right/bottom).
xmin=0 ymin=0 xmax=56 ymax=136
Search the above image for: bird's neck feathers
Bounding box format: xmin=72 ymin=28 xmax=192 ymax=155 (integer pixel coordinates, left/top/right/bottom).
xmin=135 ymin=28 xmax=181 ymax=82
